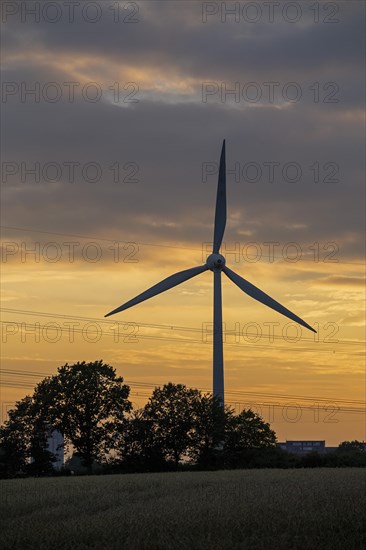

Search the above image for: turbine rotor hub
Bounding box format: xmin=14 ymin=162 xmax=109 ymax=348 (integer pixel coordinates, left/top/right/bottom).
xmin=206 ymin=253 xmax=226 ymax=272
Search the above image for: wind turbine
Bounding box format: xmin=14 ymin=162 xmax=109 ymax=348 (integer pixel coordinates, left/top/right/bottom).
xmin=105 ymin=140 xmax=316 ymax=405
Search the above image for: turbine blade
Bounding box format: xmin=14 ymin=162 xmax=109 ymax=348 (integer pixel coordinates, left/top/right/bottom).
xmin=213 ymin=139 xmax=227 ymax=253
xmin=223 ymin=266 xmax=316 ymax=333
xmin=105 ymin=264 xmax=208 ymax=317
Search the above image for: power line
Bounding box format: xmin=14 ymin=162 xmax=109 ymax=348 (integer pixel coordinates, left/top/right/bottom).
xmin=1 ymin=377 xmax=364 ymax=415
xmin=1 ymin=225 xmax=198 ymax=251
xmin=1 ymin=369 xmax=365 ymax=412
xmin=1 ymin=369 xmax=365 ymax=405
xmin=1 ymin=225 xmax=364 ymax=265
xmin=1 ymin=382 xmax=363 ymax=415
xmin=1 ymin=308 xmax=201 ymax=335
xmin=1 ymin=308 xmax=365 ymax=348
xmin=1 ymin=320 xmax=355 ymax=355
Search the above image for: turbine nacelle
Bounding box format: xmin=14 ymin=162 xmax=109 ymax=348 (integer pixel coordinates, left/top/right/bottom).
xmin=206 ymin=253 xmax=226 ymax=272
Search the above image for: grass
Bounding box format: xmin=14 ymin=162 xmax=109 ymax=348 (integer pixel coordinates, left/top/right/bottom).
xmin=1 ymin=468 xmax=365 ymax=550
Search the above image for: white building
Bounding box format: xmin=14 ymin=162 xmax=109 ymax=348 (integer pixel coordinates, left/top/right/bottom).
xmin=46 ymin=428 xmax=64 ymax=470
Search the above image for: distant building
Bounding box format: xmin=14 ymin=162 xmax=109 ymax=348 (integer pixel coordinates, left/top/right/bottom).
xmin=46 ymin=429 xmax=64 ymax=470
xmin=28 ymin=427 xmax=64 ymax=470
xmin=277 ymin=440 xmax=325 ymax=455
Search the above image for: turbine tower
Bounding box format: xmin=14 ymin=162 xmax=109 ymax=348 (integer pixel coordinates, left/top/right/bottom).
xmin=105 ymin=140 xmax=316 ymax=405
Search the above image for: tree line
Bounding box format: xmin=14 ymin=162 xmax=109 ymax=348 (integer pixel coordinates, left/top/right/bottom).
xmin=0 ymin=360 xmax=364 ymax=477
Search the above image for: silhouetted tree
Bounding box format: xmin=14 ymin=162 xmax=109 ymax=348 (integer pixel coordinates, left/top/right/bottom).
xmin=327 ymin=440 xmax=366 ymax=467
xmin=120 ymin=410 xmax=167 ymax=471
xmin=120 ymin=385 xmax=278 ymax=471
xmin=1 ymin=365 xmax=285 ymax=475
xmin=136 ymin=383 xmax=203 ymax=468
xmin=224 ymin=409 xmax=277 ymax=467
xmin=33 ymin=360 xmax=132 ymax=472
xmin=0 ymin=396 xmax=54 ymax=477
xmin=189 ymin=394 xmax=232 ymax=468
xmin=338 ymin=440 xmax=365 ymax=452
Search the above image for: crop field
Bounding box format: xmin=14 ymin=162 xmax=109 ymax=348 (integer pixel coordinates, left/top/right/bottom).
xmin=1 ymin=468 xmax=365 ymax=550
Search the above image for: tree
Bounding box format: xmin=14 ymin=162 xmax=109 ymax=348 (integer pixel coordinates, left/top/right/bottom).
xmin=120 ymin=385 xmax=278 ymax=472
xmin=0 ymin=396 xmax=55 ymax=477
xmin=338 ymin=440 xmax=366 ymax=452
xmin=331 ymin=440 xmax=366 ymax=467
xmin=189 ymin=394 xmax=232 ymax=468
xmin=120 ymin=410 xmax=167 ymax=472
xmin=138 ymin=383 xmax=202 ymax=468
xmin=120 ymin=387 xmax=229 ymax=471
xmin=33 ymin=360 xmax=132 ymax=472
xmin=224 ymin=409 xmax=277 ymax=467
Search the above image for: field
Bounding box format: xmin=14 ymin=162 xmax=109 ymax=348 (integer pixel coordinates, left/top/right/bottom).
xmin=1 ymin=468 xmax=365 ymax=550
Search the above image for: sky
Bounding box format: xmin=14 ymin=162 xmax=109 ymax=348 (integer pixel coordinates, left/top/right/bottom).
xmin=1 ymin=0 xmax=365 ymax=446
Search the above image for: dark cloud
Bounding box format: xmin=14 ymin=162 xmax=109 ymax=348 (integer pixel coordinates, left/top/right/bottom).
xmin=1 ymin=0 xmax=364 ymax=263
xmin=3 ymin=1 xmax=364 ymax=76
